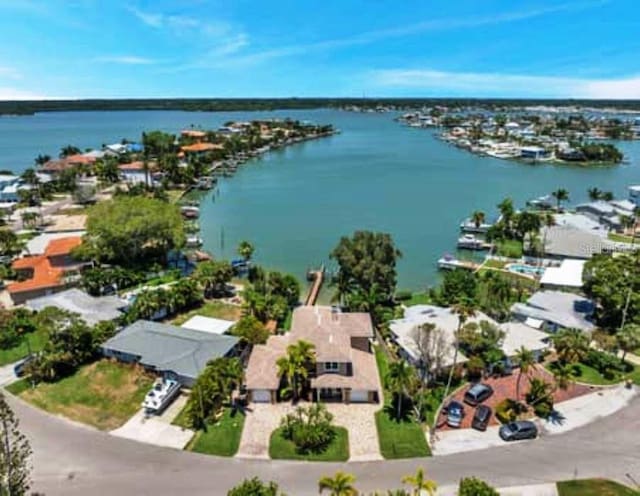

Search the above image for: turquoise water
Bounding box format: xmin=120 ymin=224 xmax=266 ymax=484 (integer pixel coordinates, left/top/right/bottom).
xmin=1 ymin=109 xmax=639 ymax=290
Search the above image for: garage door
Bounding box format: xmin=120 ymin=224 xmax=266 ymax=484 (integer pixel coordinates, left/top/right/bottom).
xmin=350 ymin=390 xmax=369 ymax=402
xmin=251 ymin=389 xmax=272 ymax=403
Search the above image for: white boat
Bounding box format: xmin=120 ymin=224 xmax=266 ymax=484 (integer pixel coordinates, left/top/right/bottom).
xmin=460 ymin=218 xmax=493 ymax=234
xmin=457 ymin=234 xmax=488 ymax=250
xmin=186 ymin=236 xmax=203 ymax=248
xmin=142 ymin=378 xmax=181 ymax=414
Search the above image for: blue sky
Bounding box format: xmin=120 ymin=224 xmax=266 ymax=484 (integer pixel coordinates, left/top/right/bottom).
xmin=0 ymin=0 xmax=638 ymax=99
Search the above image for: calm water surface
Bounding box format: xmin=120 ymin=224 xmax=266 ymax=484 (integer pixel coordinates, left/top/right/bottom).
xmin=1 ymin=109 xmax=639 ymax=290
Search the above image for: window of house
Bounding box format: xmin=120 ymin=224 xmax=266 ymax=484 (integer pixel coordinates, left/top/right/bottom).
xmin=325 ymin=362 xmax=339 ymax=372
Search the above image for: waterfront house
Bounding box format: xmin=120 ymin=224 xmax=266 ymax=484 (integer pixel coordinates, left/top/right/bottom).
xmin=102 ymin=320 xmax=240 ymax=387
xmin=8 ymin=236 xmax=84 ymax=304
xmin=118 ymin=161 xmax=159 ymax=185
xmin=180 ymin=142 xmax=224 ymax=155
xmin=245 ymin=306 xmax=380 ymax=404
xmin=520 ymin=146 xmax=551 ymax=160
xmin=26 ymin=288 xmax=126 ymax=326
xmin=539 ymin=259 xmax=586 ymax=290
xmin=40 ymin=154 xmax=97 ymax=176
xmin=576 ymin=201 xmax=622 ymax=231
xmin=0 ymin=174 xmax=22 ymax=202
xmin=541 ymin=225 xmax=612 ymax=259
xmin=510 ymin=291 xmax=595 ymax=333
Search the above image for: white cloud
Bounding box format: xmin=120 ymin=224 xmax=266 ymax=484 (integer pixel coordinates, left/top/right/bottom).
xmin=94 ymin=55 xmax=157 ymax=65
xmin=369 ymin=68 xmax=640 ymax=99
xmin=0 ymin=87 xmax=56 ymax=100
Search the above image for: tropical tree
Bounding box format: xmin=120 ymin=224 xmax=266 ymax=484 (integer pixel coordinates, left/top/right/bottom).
xmin=227 ymin=477 xmax=284 ymax=496
xmin=0 ymin=392 xmax=32 ymax=496
xmin=587 ymin=187 xmax=603 ymax=201
xmin=471 ymin=210 xmax=485 ymax=229
xmin=34 ymin=154 xmax=51 ymax=166
xmin=237 ymin=240 xmax=255 ymax=262
xmin=458 ymin=477 xmax=499 ymax=496
xmin=514 ymin=346 xmax=535 ymax=402
xmin=194 ymin=260 xmax=234 ymax=298
xmin=552 ymin=328 xmax=590 ymax=364
xmin=232 ymin=315 xmax=270 ymax=346
xmin=443 ymin=298 xmax=476 ymax=401
xmin=551 ymin=361 xmax=577 ymax=392
xmin=59 ymin=145 xmax=81 ymax=158
xmin=276 ymin=340 xmax=315 ymax=401
xmin=497 ymin=198 xmax=515 ymax=233
xmin=617 ymin=324 xmax=640 ymax=362
xmin=318 ymin=471 xmax=358 ymax=496
xmin=552 ymin=188 xmax=569 ymax=210
xmin=401 ymin=468 xmax=437 ymax=496
xmin=385 ymin=360 xmax=415 ymax=419
xmin=0 ymin=230 xmax=22 ymax=257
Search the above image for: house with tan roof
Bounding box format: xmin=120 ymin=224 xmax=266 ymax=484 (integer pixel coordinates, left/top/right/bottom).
xmin=8 ymin=236 xmax=85 ymax=304
xmin=245 ymin=306 xmax=381 ymax=404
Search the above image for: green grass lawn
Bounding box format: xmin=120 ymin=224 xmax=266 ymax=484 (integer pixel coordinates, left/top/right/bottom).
xmin=495 ymin=239 xmax=524 ymax=258
xmin=269 ymin=426 xmax=349 ymax=461
xmin=403 ymin=292 xmax=433 ymax=306
xmin=182 ymin=408 xmax=246 ymax=457
xmin=483 ymin=258 xmax=510 ymax=269
xmin=548 ymin=360 xmax=640 ymax=387
xmin=13 ymin=359 xmax=154 ymax=430
xmin=557 ymin=479 xmax=639 ymax=496
xmin=608 ymin=232 xmax=637 ymax=244
xmin=0 ymin=328 xmax=49 ymax=367
xmin=171 ymin=299 xmax=243 ymax=325
xmin=373 ymin=345 xmax=431 ymax=459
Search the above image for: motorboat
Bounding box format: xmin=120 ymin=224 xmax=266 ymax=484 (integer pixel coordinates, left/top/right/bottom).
xmin=143 ymin=378 xmax=181 ymax=414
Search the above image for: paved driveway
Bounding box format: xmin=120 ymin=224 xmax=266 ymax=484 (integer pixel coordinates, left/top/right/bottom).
xmin=110 ymin=395 xmax=194 ymax=450
xmin=237 ymin=401 xmax=382 ymax=461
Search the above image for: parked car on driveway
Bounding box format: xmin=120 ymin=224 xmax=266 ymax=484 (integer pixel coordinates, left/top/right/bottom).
xmin=472 ymin=404 xmax=492 ymax=431
xmin=464 ymin=383 xmax=494 ymax=406
xmin=499 ymin=420 xmax=538 ymax=441
xmin=445 ymin=400 xmax=465 ymax=428
xmin=14 ymin=355 xmax=37 ymax=378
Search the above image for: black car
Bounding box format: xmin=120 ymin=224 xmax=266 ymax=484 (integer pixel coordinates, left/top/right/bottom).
xmin=499 ymin=420 xmax=538 ymax=441
xmin=445 ymin=400 xmax=465 ymax=428
xmin=464 ymin=383 xmax=494 ymax=406
xmin=471 ymin=404 xmax=492 ymax=431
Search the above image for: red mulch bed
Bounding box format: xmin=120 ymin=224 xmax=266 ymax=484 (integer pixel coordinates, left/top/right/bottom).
xmin=437 ymin=365 xmax=595 ymax=431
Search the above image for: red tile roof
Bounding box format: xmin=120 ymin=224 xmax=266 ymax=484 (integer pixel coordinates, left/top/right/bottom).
xmin=180 ymin=143 xmax=223 ymax=153
xmin=44 ymin=236 xmax=82 ymax=257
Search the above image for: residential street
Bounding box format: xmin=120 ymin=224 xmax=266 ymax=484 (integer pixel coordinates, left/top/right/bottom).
xmin=7 ymin=391 xmax=640 ymax=496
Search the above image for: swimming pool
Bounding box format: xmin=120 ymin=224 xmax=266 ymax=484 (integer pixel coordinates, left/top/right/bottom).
xmin=506 ymin=263 xmax=546 ymax=276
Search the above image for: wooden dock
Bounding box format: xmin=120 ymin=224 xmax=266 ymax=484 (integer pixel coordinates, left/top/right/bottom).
xmin=304 ymin=266 xmax=325 ymax=306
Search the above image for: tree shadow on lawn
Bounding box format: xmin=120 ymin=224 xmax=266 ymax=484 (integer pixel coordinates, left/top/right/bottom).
xmin=383 ymin=395 xmax=415 ymax=423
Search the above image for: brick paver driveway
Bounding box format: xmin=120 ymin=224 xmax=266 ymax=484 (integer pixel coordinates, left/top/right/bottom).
xmin=437 ymin=365 xmax=594 ymax=431
xmin=237 ymin=401 xmax=382 ymax=461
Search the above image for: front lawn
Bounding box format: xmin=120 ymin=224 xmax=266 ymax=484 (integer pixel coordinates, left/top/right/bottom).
xmin=557 ymin=478 xmax=639 ymax=496
xmin=180 ymin=407 xmax=245 ymax=457
xmin=483 ymin=258 xmax=510 ymax=269
xmin=549 ymin=360 xmax=640 ymax=387
xmin=171 ymin=299 xmax=243 ymax=325
xmin=403 ymin=292 xmax=433 ymax=306
xmin=495 ymin=239 xmax=523 ymax=258
xmin=269 ymin=426 xmax=349 ymax=461
xmin=374 ymin=345 xmax=431 ymax=458
xmin=13 ymin=359 xmax=154 ymax=430
xmin=0 ymin=327 xmax=49 ymax=367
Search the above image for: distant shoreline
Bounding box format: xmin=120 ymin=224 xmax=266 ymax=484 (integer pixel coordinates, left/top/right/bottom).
xmin=3 ymin=97 xmax=640 ymax=116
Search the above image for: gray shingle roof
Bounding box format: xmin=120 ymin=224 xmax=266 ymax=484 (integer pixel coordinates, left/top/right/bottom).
xmin=102 ymin=320 xmax=239 ymax=381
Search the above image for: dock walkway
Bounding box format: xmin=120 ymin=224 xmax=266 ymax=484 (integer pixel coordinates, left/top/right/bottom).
xmin=304 ymin=266 xmax=325 ymax=306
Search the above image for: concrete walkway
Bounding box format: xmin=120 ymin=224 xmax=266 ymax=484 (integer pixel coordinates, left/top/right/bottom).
xmin=237 ymin=401 xmax=382 ymax=461
xmin=433 ymin=385 xmax=638 ymax=456
xmin=110 ymin=395 xmax=194 ymax=450
xmin=0 ymin=361 xmax=20 ymax=387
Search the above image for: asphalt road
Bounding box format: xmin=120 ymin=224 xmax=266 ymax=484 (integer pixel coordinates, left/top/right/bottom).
xmin=8 ymin=393 xmax=640 ymax=496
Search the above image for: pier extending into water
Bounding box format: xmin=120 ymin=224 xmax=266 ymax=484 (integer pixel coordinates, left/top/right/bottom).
xmin=304 ymin=266 xmax=325 ymax=306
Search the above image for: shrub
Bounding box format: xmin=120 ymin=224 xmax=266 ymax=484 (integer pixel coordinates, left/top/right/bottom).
xmin=458 ymin=477 xmax=500 ymax=496
xmin=465 ymin=356 xmax=485 ymax=380
xmin=583 ymin=349 xmax=627 ymax=379
xmin=533 ymin=400 xmax=553 ymax=419
xmin=495 ymin=398 xmax=520 ymax=424
xmin=280 ymin=403 xmax=335 ymax=454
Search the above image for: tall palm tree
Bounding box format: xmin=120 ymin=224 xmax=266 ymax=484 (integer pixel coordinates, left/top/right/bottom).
xmin=497 ymin=198 xmax=515 ymax=233
xmin=552 ymin=328 xmax=590 ymax=364
xmin=401 ymin=468 xmax=437 ymax=496
xmin=471 ymin=210 xmax=485 ymax=229
xmin=514 ymin=346 xmax=535 ymax=402
xmin=318 ymin=471 xmax=358 ymax=496
xmin=552 ymin=362 xmax=576 ymax=392
xmin=587 ymin=187 xmax=603 ymax=201
xmin=552 ymin=188 xmax=569 ymax=211
xmin=276 ymin=340 xmax=315 ymax=401
xmin=443 ymin=299 xmax=476 ymax=401
xmin=385 ymin=361 xmax=415 ymax=419
xmin=539 ymin=211 xmax=555 ymax=260
xmin=237 ymin=240 xmax=255 ymax=261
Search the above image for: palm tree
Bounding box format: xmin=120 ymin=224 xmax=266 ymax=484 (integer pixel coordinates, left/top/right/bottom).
xmin=552 ymin=188 xmax=569 ymax=211
xmin=443 ymin=299 xmax=476 ymax=401
xmin=552 ymin=328 xmax=590 ymax=364
xmin=401 ymin=468 xmax=437 ymax=496
xmin=237 ymin=240 xmax=255 ymax=262
xmin=552 ymin=362 xmax=576 ymax=392
xmin=514 ymin=346 xmax=535 ymax=402
xmin=617 ymin=324 xmax=640 ymax=363
xmin=602 ymin=191 xmax=614 ymax=202
xmin=276 ymin=340 xmax=315 ymax=401
xmin=34 ymin=154 xmax=51 ymax=166
xmin=318 ymin=471 xmax=358 ymax=496
xmin=471 ymin=210 xmax=485 ymax=229
xmin=587 ymin=187 xmax=603 ymax=201
xmin=497 ymin=198 xmax=515 ymax=233
xmin=385 ymin=361 xmax=415 ymax=419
